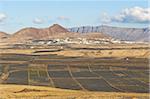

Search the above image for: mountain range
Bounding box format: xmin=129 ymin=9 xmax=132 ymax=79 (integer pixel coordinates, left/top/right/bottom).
xmin=0 ymin=24 xmax=110 ymax=43
xmin=0 ymin=24 xmax=149 ymax=43
xmin=69 ymin=25 xmax=150 ymax=42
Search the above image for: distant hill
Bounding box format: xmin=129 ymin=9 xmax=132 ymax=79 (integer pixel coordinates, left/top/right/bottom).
xmin=69 ymin=25 xmax=150 ymax=42
xmin=9 ymin=24 xmax=69 ymax=42
xmin=0 ymin=32 xmax=9 ymax=39
xmin=2 ymin=24 xmax=149 ymax=43
xmin=7 ymin=24 xmax=110 ymax=43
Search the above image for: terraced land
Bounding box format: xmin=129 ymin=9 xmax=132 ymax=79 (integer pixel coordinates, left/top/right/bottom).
xmin=0 ymin=54 xmax=149 ymax=93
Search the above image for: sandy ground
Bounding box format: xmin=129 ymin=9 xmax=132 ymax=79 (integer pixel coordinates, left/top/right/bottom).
xmin=0 ymin=43 xmax=149 ymax=58
xmin=52 ymin=49 xmax=150 ymax=58
xmin=0 ymin=84 xmax=149 ymax=99
xmin=0 ymin=48 xmax=149 ymax=58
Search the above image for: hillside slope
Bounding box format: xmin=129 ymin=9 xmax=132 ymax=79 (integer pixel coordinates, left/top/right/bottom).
xmin=0 ymin=31 xmax=9 ymax=39
xmin=9 ymin=24 xmax=69 ymax=42
xmin=69 ymin=25 xmax=150 ymax=42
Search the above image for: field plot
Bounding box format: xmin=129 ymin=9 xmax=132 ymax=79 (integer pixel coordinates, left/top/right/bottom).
xmin=6 ymin=71 xmax=28 ymax=85
xmin=28 ymin=64 xmax=54 ymax=87
xmin=53 ymin=78 xmax=82 ymax=90
xmin=0 ymin=54 xmax=149 ymax=93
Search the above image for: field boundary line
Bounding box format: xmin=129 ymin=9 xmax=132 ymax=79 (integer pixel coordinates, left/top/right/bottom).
xmin=88 ymin=65 xmax=126 ymax=92
xmin=28 ymin=67 xmax=30 ymax=85
xmin=67 ymin=65 xmax=87 ymax=91
xmin=46 ymin=65 xmax=55 ymax=87
xmin=52 ymin=77 xmax=100 ymax=79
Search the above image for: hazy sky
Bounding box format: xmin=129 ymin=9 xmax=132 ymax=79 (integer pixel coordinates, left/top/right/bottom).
xmin=0 ymin=0 xmax=149 ymax=33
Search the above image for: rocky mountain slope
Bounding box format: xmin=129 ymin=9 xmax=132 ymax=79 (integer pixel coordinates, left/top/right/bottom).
xmin=69 ymin=25 xmax=150 ymax=42
xmin=79 ymin=32 xmax=111 ymax=39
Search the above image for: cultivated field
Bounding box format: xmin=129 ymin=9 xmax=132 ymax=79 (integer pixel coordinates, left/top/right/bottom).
xmin=0 ymin=43 xmax=149 ymax=98
xmin=0 ymin=54 xmax=149 ymax=92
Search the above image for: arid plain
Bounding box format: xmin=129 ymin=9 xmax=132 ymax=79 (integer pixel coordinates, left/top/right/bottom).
xmin=0 ymin=24 xmax=149 ymax=99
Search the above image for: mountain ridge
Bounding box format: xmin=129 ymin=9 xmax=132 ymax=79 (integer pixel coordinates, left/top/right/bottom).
xmin=0 ymin=24 xmax=149 ymax=42
xmin=68 ymin=25 xmax=150 ymax=42
xmin=6 ymin=24 xmax=109 ymax=43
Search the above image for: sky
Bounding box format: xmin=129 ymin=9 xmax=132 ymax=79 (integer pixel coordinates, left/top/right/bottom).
xmin=0 ymin=0 xmax=149 ymax=33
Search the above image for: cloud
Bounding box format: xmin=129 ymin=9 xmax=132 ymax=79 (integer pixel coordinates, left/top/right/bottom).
xmin=113 ymin=7 xmax=150 ymax=23
xmin=100 ymin=12 xmax=111 ymax=23
xmin=57 ymin=16 xmax=70 ymax=21
xmin=33 ymin=17 xmax=44 ymax=24
xmin=101 ymin=7 xmax=150 ymax=24
xmin=0 ymin=13 xmax=7 ymax=22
